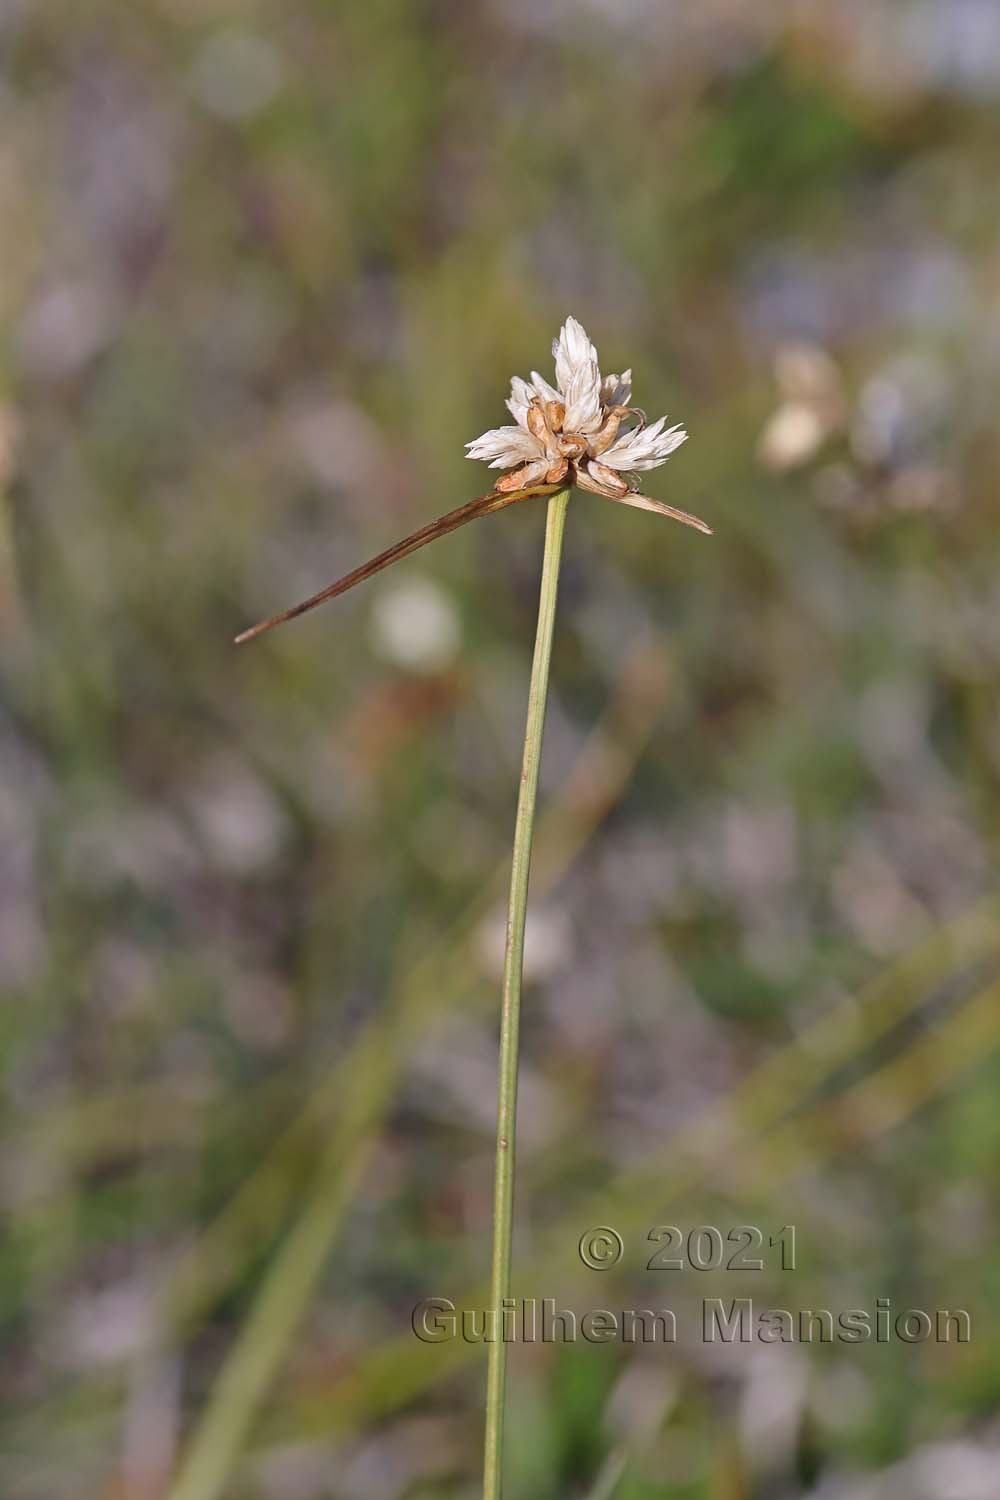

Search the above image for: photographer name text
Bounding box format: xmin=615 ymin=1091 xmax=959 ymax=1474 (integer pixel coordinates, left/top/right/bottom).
xmin=412 ymin=1296 xmax=971 ymax=1346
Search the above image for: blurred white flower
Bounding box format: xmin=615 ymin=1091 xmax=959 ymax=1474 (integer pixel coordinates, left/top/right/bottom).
xmin=370 ymin=575 xmax=462 ymax=673
xmin=477 ymin=904 xmax=572 ymax=983
xmin=758 ymin=402 xmax=827 ymax=470
xmin=757 ymin=340 xmax=845 ymax=471
xmin=189 ymin=29 xmax=283 ymax=121
xmin=467 ymin=316 xmax=708 ymax=532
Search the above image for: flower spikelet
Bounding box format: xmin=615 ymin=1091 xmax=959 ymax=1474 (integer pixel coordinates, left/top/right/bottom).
xmin=466 ymin=317 xmax=699 ymax=526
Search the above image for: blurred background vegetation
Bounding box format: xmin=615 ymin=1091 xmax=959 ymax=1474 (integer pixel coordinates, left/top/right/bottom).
xmin=3 ymin=1 xmax=1000 ymax=1496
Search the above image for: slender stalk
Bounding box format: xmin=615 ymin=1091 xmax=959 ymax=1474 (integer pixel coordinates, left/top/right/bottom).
xmin=483 ymin=487 xmax=571 ymax=1499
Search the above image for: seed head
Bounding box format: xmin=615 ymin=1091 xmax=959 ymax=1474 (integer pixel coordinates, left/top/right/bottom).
xmin=466 ymin=317 xmax=702 ymax=527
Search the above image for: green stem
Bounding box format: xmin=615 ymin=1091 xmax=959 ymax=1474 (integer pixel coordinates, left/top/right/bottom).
xmin=483 ymin=487 xmax=571 ymax=1500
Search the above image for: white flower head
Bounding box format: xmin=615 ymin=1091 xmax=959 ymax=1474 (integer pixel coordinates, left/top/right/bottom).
xmin=466 ymin=317 xmax=707 ymax=532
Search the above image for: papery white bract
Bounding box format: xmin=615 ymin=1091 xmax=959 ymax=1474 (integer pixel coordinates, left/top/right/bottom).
xmin=465 ymin=425 xmax=543 ymax=468
xmin=465 ymin=316 xmax=701 ymax=526
xmin=600 ymin=414 xmax=688 ymax=471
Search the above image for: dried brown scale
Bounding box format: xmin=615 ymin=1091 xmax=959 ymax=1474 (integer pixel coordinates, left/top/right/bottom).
xmin=496 ymin=396 xmax=652 ymax=500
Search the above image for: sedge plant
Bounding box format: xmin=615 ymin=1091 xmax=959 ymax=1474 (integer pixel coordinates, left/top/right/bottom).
xmin=235 ymin=316 xmax=709 ymax=1497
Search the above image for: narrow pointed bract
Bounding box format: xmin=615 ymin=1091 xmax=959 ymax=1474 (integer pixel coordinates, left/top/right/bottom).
xmin=234 ymin=484 xmax=560 ymax=644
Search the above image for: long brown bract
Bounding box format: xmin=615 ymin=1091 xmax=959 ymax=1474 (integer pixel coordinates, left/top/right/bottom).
xmin=604 ymin=489 xmax=712 ymax=532
xmin=234 ymin=483 xmax=562 ymax=645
